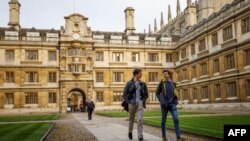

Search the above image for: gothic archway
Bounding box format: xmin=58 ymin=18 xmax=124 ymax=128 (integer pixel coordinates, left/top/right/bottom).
xmin=67 ymin=88 xmax=86 ymax=112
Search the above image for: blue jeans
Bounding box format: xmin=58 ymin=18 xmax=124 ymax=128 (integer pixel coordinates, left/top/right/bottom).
xmin=161 ymin=103 xmax=180 ymax=138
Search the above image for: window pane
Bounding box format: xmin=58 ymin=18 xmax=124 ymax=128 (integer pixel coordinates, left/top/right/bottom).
xmin=5 ymin=50 xmax=14 ymax=62
xmin=26 ymin=50 xmax=38 ymax=60
xmin=48 ymin=51 xmax=57 ymax=61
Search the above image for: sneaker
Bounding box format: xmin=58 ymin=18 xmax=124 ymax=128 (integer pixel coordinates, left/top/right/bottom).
xmin=162 ymin=137 xmax=168 ymax=141
xmin=128 ymin=132 xmax=132 ymax=140
xmin=139 ymin=138 xmax=143 ymax=141
xmin=177 ymin=136 xmax=185 ymax=141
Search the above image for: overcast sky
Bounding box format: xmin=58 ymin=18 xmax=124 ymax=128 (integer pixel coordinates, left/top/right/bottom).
xmin=0 ymin=0 xmax=188 ymax=33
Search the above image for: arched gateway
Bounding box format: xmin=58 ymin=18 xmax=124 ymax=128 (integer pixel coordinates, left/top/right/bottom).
xmin=67 ymin=88 xmax=86 ymax=112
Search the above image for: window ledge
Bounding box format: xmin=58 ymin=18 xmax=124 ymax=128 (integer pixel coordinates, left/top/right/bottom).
xmin=215 ymin=98 xmax=222 ymax=101
xmin=244 ymin=65 xmax=250 ymax=70
xmin=192 ymin=78 xmax=197 ymax=81
xmin=222 ymin=38 xmax=237 ymax=48
xmin=201 ymin=99 xmax=209 ymax=102
xmin=4 ymin=104 xmax=14 ymax=109
xmin=200 ymin=75 xmax=209 ymax=79
xmin=213 ymin=72 xmax=220 ymax=76
xmin=226 ymin=97 xmax=238 ymax=100
xmin=21 ymin=61 xmax=42 ymax=64
xmin=24 ymin=104 xmax=38 ymax=108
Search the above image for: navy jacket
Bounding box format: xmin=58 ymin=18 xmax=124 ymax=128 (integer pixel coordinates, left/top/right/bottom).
xmin=156 ymin=80 xmax=177 ymax=107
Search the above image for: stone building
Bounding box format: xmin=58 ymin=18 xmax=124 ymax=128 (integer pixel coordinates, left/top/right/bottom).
xmin=0 ymin=0 xmax=249 ymax=114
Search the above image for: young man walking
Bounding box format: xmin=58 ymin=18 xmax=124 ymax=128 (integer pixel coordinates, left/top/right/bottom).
xmin=123 ymin=68 xmax=148 ymax=141
xmin=156 ymin=69 xmax=184 ymax=141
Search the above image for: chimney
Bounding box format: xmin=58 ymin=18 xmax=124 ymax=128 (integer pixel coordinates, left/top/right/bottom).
xmin=8 ymin=0 xmax=21 ymax=30
xmin=124 ymin=7 xmax=135 ymax=34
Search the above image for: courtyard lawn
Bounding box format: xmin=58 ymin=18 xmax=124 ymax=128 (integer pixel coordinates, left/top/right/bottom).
xmin=0 ymin=114 xmax=58 ymax=122
xmin=143 ymin=115 xmax=250 ymax=139
xmin=0 ymin=123 xmax=52 ymax=141
xmin=96 ymin=110 xmax=210 ymax=117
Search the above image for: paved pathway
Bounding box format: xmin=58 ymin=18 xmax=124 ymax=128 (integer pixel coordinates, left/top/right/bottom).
xmin=73 ymin=113 xmax=162 ymax=141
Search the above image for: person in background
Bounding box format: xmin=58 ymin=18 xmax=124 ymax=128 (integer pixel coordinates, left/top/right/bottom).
xmin=156 ymin=69 xmax=185 ymax=141
xmin=86 ymin=98 xmax=95 ymax=120
xmin=123 ymin=68 xmax=148 ymax=141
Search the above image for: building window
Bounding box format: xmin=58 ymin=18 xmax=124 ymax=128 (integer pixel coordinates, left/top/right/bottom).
xmin=113 ymin=52 xmax=123 ymax=62
xmin=25 ymin=92 xmax=38 ymax=104
xmin=113 ymin=72 xmax=123 ymax=82
xmin=192 ymin=66 xmax=197 ymax=78
xmin=5 ymin=50 xmax=14 ymax=62
xmin=211 ymin=33 xmax=218 ymax=46
xmin=198 ymin=38 xmax=206 ymax=52
xmin=201 ymin=86 xmax=209 ymax=99
xmin=214 ymin=84 xmax=221 ymax=98
xmin=96 ymin=72 xmax=104 ymax=82
xmin=182 ymin=69 xmax=188 ymax=80
xmin=149 ymin=72 xmax=158 ymax=82
xmin=68 ymin=64 xmax=80 ymax=73
xmin=48 ymin=92 xmax=57 ymax=103
xmin=227 ymin=82 xmax=236 ymax=97
xmin=213 ymin=59 xmax=220 ymax=73
xmin=175 ymin=51 xmax=179 ymax=61
xmin=6 ymin=72 xmax=14 ymax=83
xmin=132 ymin=53 xmax=140 ymax=62
xmin=247 ymin=80 xmax=250 ymax=96
xmin=48 ymin=51 xmax=57 ymax=61
xmin=191 ymin=44 xmax=195 ymax=55
xmin=225 ymin=54 xmax=235 ymax=70
xmin=5 ymin=93 xmax=14 ymax=104
xmin=223 ymin=25 xmax=233 ymax=41
xmin=96 ymin=52 xmax=104 ymax=61
xmin=26 ymin=72 xmax=38 ymax=83
xmin=192 ymin=88 xmax=197 ymax=100
xmin=241 ymin=17 xmax=250 ymax=34
xmin=148 ymin=53 xmax=158 ymax=62
xmin=177 ymin=71 xmax=180 ymax=81
xmin=26 ymin=50 xmax=38 ymax=60
xmin=182 ymin=89 xmax=189 ymax=100
xmin=166 ymin=53 xmax=173 ymax=62
xmin=48 ymin=72 xmax=56 ymax=83
xmin=181 ymin=48 xmax=187 ymax=59
xmin=68 ymin=48 xmax=80 ymax=56
xmin=149 ymin=92 xmax=157 ymax=102
xmin=96 ymin=92 xmax=104 ymax=102
xmin=201 ymin=63 xmax=207 ymax=76
xmin=244 ymin=49 xmax=250 ymax=66
xmin=82 ymin=64 xmax=86 ymax=72
xmin=113 ymin=92 xmax=123 ymax=102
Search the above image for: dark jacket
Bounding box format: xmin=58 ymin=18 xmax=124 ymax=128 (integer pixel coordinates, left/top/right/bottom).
xmin=156 ymin=80 xmax=177 ymax=107
xmin=86 ymin=100 xmax=95 ymax=111
xmin=123 ymin=78 xmax=148 ymax=108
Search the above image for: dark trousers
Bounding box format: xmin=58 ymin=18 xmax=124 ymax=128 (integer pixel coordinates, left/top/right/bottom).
xmin=88 ymin=110 xmax=93 ymax=120
xmin=161 ymin=103 xmax=180 ymax=138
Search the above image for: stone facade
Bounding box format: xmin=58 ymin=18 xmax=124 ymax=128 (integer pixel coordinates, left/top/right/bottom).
xmin=0 ymin=0 xmax=250 ymax=114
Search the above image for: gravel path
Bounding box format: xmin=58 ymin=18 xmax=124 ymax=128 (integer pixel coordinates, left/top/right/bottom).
xmin=45 ymin=114 xmax=98 ymax=141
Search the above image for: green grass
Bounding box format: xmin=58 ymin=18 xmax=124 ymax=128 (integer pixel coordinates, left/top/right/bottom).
xmin=0 ymin=123 xmax=53 ymax=141
xmin=0 ymin=114 xmax=58 ymax=122
xmin=144 ymin=115 xmax=250 ymax=138
xmin=96 ymin=110 xmax=210 ymax=117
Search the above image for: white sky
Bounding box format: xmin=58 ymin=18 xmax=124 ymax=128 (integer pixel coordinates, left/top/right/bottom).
xmin=0 ymin=0 xmax=188 ymax=33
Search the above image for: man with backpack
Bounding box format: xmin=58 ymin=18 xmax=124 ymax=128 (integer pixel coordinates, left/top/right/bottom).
xmin=123 ymin=68 xmax=148 ymax=141
xmin=156 ymin=69 xmax=185 ymax=141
